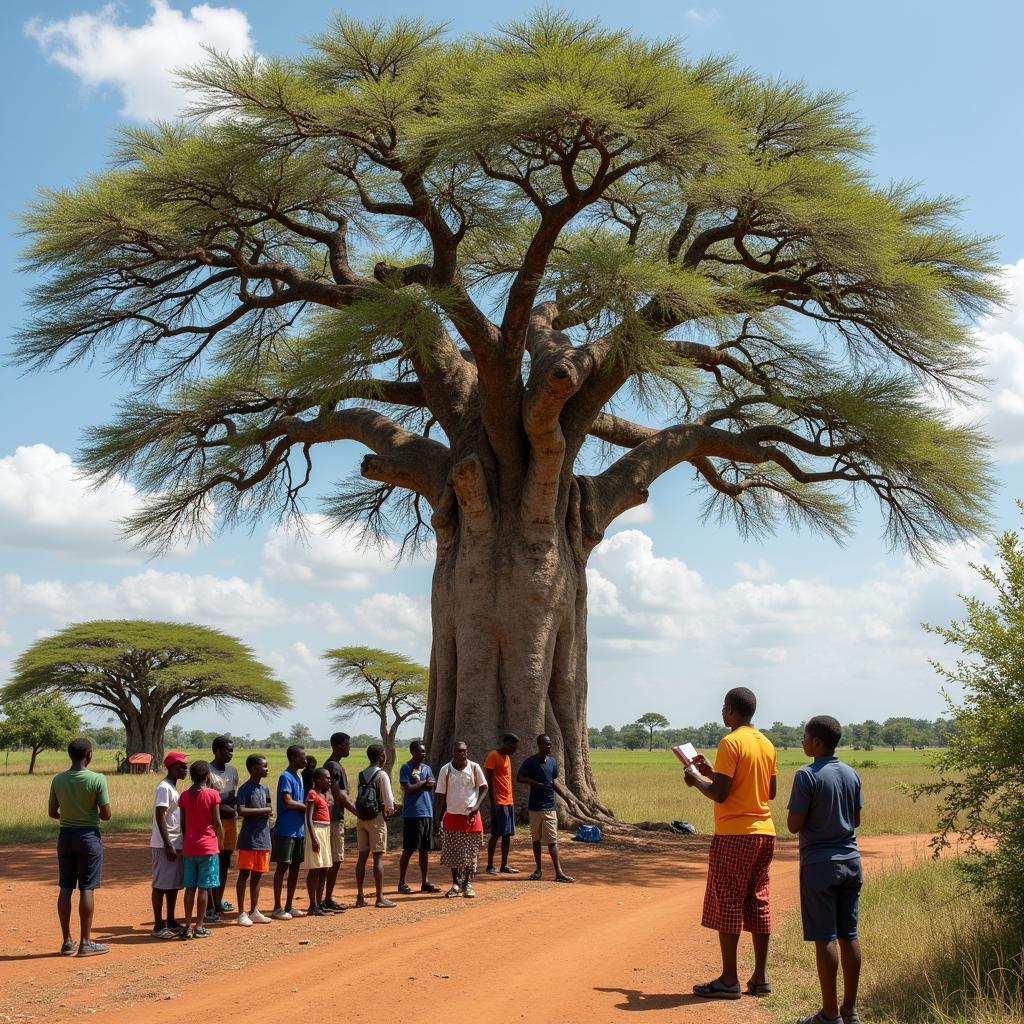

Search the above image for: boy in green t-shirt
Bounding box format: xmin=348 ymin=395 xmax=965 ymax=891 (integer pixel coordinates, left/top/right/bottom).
xmin=47 ymin=737 xmax=112 ymax=957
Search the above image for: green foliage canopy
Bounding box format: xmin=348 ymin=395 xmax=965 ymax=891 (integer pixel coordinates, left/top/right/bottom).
xmin=3 ymin=621 xmax=291 ymax=751
xmin=0 ymin=693 xmax=81 ymax=773
xmin=13 ymin=10 xmax=1003 ymax=561
xmin=917 ymin=507 xmax=1024 ymax=916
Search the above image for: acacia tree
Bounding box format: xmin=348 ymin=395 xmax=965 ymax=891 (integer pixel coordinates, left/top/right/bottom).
xmin=635 ymin=712 xmax=669 ymax=751
xmin=2 ymin=621 xmax=291 ymax=762
xmin=325 ymin=646 xmax=428 ymax=772
xmin=16 ymin=14 xmax=1000 ymax=818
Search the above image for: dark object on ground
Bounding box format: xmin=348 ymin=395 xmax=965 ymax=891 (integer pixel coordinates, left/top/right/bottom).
xmin=671 ymin=820 xmax=697 ymax=835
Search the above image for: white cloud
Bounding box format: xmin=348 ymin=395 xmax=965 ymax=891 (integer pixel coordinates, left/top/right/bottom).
xmin=735 ymin=558 xmax=775 ymax=582
xmin=261 ymin=515 xmax=401 ymax=590
xmin=614 ymin=503 xmax=654 ymax=525
xmin=0 ymin=569 xmax=347 ymax=636
xmin=355 ymin=592 xmax=431 ymax=654
xmin=586 ymin=528 xmax=989 ymax=721
xmin=970 ymin=260 xmax=1024 ymax=459
xmin=0 ymin=444 xmax=188 ymax=563
xmin=685 ymin=8 xmax=720 ymax=25
xmin=26 ymin=1 xmax=255 ymax=121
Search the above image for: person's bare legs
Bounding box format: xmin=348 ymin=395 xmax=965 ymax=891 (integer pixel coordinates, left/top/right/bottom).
xmin=418 ymin=848 xmax=430 ymax=886
xmin=235 ymin=869 xmax=250 ymax=914
xmin=355 ymin=849 xmax=369 ymax=903
xmin=531 ymin=840 xmax=543 ymax=873
xmin=717 ymin=931 xmax=741 ymax=986
xmin=272 ymin=862 xmax=288 ymax=911
xmin=500 ymin=834 xmax=511 ymax=870
xmin=751 ymin=931 xmax=771 ymax=987
xmin=78 ymin=888 xmax=95 ymax=945
xmin=215 ymin=849 xmax=232 ymax=911
xmin=182 ymin=887 xmax=196 ymax=932
xmin=814 ymin=940 xmax=841 ymax=1019
xmin=249 ymin=872 xmax=263 ymax=914
xmin=398 ymin=847 xmax=414 ymax=888
xmin=195 ymin=888 xmax=209 ymax=926
xmin=486 ymin=833 xmax=499 ymax=870
xmin=325 ymin=860 xmax=342 ymax=902
xmin=284 ymin=861 xmax=301 ymax=911
xmin=838 ymin=938 xmax=862 ymax=1018
xmin=57 ymin=888 xmax=73 ymax=943
xmin=165 ymin=890 xmax=180 ymax=930
xmin=306 ymin=867 xmax=319 ymax=911
xmin=547 ymin=842 xmax=573 ymax=879
xmin=371 ymin=852 xmax=384 ymax=900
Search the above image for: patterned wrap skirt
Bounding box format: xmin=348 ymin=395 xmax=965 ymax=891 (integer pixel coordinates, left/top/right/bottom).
xmin=439 ymin=812 xmax=483 ymax=872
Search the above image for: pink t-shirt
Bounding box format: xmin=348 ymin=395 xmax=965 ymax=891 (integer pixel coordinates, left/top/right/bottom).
xmin=179 ymin=786 xmax=221 ymax=856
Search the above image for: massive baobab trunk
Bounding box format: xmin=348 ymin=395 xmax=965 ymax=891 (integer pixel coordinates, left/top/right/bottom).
xmin=424 ymin=466 xmax=613 ymax=822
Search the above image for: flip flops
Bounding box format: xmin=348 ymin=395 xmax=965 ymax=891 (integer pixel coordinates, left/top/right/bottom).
xmin=746 ymin=981 xmax=773 ymax=996
xmin=692 ymin=978 xmax=741 ymax=1000
xmin=500 ymin=865 xmax=521 ymax=873
xmin=555 ymin=874 xmax=575 ymax=883
xmin=60 ymin=939 xmax=76 ymax=956
xmin=528 ymin=870 xmax=543 ymax=880
xmin=797 ymin=1013 xmax=842 ymax=1024
xmin=77 ymin=941 xmax=109 ymax=957
xmin=420 ymin=882 xmax=441 ymax=893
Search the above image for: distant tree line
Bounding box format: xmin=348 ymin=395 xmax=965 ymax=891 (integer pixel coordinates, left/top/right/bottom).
xmin=589 ymin=716 xmax=956 ymax=751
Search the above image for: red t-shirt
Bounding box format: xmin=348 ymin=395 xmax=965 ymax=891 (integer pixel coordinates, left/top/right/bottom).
xmin=179 ymin=786 xmax=221 ymax=856
xmin=306 ymin=789 xmax=330 ymax=824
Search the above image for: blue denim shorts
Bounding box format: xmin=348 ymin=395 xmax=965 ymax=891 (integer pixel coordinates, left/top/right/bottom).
xmin=182 ymin=853 xmax=220 ymax=890
xmin=490 ymin=804 xmax=516 ymax=837
xmin=57 ymin=826 xmax=103 ymax=890
xmin=799 ymin=857 xmax=862 ymax=941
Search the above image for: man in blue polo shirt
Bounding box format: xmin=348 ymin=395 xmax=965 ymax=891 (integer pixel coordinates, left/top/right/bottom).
xmin=787 ymin=715 xmax=864 ymax=1024
xmin=397 ymin=739 xmax=439 ymax=894
xmin=516 ymin=734 xmax=574 ymax=883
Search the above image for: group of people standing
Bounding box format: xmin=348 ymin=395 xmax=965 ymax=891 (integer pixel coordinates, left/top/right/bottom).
xmin=46 ymin=730 xmax=576 ymax=954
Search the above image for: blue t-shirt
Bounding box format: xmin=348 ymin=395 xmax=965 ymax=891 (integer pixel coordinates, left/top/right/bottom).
xmin=236 ymin=780 xmax=272 ymax=851
xmin=520 ymin=754 xmax=558 ymax=811
xmin=399 ymin=760 xmax=435 ymax=818
xmin=273 ymin=769 xmax=305 ymax=839
xmin=787 ymin=756 xmax=863 ymax=865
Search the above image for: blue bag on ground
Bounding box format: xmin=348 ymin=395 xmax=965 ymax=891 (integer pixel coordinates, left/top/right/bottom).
xmin=574 ymin=824 xmax=602 ymax=843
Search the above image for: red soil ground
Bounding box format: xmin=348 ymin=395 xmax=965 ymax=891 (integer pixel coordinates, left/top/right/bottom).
xmin=0 ymin=832 xmax=936 ymax=1024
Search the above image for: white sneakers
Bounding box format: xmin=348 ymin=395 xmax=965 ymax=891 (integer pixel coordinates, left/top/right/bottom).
xmin=271 ymin=909 xmax=292 ymax=921
xmin=238 ymin=912 xmax=253 ymax=927
xmin=250 ymin=910 xmax=271 ymax=924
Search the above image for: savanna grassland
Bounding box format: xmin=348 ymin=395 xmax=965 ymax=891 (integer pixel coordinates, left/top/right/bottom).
xmin=0 ymin=745 xmax=941 ymax=845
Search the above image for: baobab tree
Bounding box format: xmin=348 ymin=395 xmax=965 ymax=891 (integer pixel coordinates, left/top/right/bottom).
xmin=16 ymin=14 xmax=999 ymax=819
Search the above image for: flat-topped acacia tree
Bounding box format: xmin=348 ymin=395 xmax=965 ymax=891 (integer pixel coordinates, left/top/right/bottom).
xmin=17 ymin=13 xmax=1000 ymax=818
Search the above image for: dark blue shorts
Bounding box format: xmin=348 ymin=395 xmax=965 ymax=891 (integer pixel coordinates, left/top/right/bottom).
xmin=491 ymin=804 xmax=516 ymax=836
xmin=57 ymin=827 xmax=103 ymax=891
xmin=799 ymin=857 xmax=862 ymax=942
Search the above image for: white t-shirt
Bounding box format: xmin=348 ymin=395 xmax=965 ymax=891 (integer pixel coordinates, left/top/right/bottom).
xmin=436 ymin=760 xmax=487 ymax=815
xmin=150 ymin=779 xmax=182 ymax=849
xmin=208 ymin=762 xmax=239 ymax=816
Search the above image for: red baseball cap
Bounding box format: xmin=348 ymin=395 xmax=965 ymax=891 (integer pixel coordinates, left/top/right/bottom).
xmin=163 ymin=751 xmax=187 ymax=767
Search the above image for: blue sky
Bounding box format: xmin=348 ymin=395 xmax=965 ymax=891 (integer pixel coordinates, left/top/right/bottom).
xmin=2 ymin=1 xmax=1023 ymax=739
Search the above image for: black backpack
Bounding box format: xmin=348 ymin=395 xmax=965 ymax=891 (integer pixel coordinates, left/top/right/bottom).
xmin=355 ymin=766 xmax=382 ymax=820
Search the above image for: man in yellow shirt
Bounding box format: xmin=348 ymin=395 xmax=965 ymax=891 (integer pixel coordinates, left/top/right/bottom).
xmin=685 ymin=687 xmax=778 ymax=1000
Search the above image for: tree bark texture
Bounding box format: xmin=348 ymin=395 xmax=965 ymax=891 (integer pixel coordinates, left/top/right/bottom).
xmin=423 ymin=468 xmax=615 ymax=824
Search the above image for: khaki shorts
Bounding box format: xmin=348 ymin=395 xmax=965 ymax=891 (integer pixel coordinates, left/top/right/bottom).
xmin=529 ymin=810 xmax=558 ymax=846
xmin=356 ymin=813 xmax=388 ymax=853
xmin=330 ymin=820 xmax=345 ymax=863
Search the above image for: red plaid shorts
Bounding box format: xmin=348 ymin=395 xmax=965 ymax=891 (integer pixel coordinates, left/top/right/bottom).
xmin=701 ymin=834 xmax=775 ymax=934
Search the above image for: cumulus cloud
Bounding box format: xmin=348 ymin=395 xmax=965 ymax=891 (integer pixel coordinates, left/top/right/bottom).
xmin=355 ymin=592 xmax=431 ymax=655
xmin=0 ymin=569 xmax=345 ymax=635
xmin=586 ymin=528 xmax=988 ymax=720
xmin=970 ymin=259 xmax=1024 ymax=459
xmin=614 ymin=503 xmax=655 ymax=525
xmin=0 ymin=444 xmax=187 ymax=563
xmin=26 ymin=0 xmax=255 ymax=121
xmin=261 ymin=515 xmax=402 ymax=589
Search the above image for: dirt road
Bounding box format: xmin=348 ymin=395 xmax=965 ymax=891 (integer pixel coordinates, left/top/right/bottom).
xmin=0 ymin=832 xmax=936 ymax=1024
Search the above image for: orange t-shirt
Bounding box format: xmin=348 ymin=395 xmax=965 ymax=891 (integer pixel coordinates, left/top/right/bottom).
xmin=483 ymin=750 xmax=513 ymax=806
xmin=712 ymin=726 xmax=778 ymax=836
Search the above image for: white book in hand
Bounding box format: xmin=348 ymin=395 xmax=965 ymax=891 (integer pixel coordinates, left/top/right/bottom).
xmin=672 ymin=743 xmax=702 ymax=776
